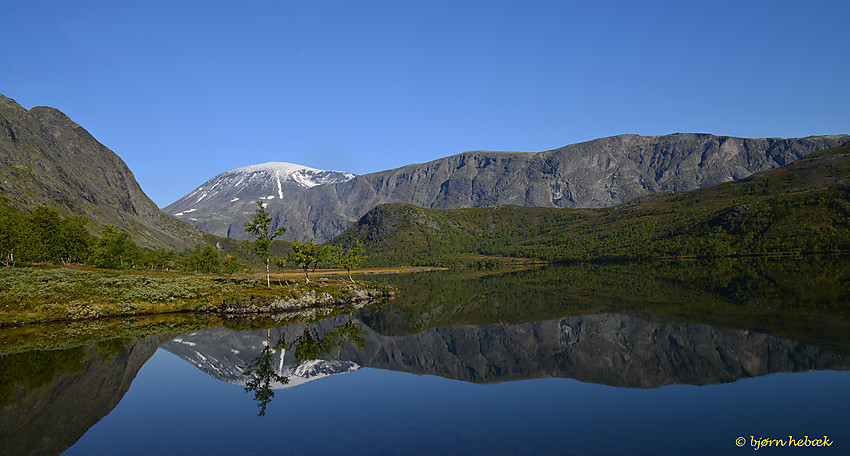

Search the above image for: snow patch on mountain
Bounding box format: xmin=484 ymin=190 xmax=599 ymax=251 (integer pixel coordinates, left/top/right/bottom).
xmin=230 ymin=162 xmax=355 ymax=189
xmin=164 ymin=161 xmax=356 ymax=217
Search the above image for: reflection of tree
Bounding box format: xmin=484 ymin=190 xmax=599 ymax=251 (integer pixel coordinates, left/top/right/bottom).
xmin=241 ymin=320 xmax=366 ymax=416
xmin=289 ymin=320 xmax=366 ymax=365
xmin=241 ymin=329 xmax=287 ymax=416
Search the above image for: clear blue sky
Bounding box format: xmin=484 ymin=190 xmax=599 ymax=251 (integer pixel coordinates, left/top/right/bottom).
xmin=3 ymin=1 xmax=848 ymax=207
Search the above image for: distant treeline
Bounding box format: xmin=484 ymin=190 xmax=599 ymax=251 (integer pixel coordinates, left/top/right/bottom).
xmin=0 ymin=201 xmax=243 ymax=272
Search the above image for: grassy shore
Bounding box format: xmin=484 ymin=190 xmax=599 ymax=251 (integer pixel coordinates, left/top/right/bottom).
xmin=0 ymin=265 xmax=394 ymax=326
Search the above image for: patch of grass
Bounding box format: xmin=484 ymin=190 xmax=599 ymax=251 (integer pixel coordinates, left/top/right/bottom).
xmin=0 ymin=266 xmax=389 ymax=326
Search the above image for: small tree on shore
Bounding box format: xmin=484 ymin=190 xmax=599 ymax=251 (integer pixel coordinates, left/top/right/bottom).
xmin=289 ymin=240 xmax=320 ymax=282
xmin=243 ymin=201 xmax=286 ymax=287
xmin=332 ymin=242 xmax=363 ymax=283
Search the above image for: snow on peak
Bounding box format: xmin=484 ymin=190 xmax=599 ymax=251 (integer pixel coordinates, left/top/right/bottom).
xmin=227 ymin=162 xmax=355 ymax=189
xmin=234 ymin=162 xmax=322 ymax=174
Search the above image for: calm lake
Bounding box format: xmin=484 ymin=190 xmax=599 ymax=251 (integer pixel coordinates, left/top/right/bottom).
xmin=2 ymin=257 xmax=849 ymax=455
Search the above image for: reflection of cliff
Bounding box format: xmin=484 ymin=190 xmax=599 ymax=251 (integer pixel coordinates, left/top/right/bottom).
xmin=167 ymin=314 xmax=850 ymax=389
xmin=340 ymin=314 xmax=850 ymax=387
xmin=0 ymin=336 xmax=164 ymax=456
xmin=161 ymin=325 xmax=359 ymax=389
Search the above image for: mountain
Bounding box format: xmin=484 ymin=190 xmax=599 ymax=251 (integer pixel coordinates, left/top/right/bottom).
xmin=163 ymin=162 xmax=354 ymax=239
xmin=332 ymin=141 xmax=850 ymax=265
xmin=167 ymin=133 xmax=849 ymax=241
xmin=0 ymin=94 xmax=202 ymax=249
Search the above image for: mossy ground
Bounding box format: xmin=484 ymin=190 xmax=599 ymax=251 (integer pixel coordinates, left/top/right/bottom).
xmin=0 ymin=265 xmax=391 ymax=326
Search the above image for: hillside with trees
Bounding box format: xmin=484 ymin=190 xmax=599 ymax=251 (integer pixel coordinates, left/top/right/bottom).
xmin=331 ymin=142 xmax=850 ymax=267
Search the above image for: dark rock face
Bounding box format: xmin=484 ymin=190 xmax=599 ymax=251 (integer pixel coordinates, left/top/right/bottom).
xmin=167 ymin=133 xmax=849 ymax=241
xmin=0 ymin=94 xmax=202 ymax=249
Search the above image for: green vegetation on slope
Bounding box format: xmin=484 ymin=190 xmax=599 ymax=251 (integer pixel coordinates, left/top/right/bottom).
xmin=333 ymin=142 xmax=850 ymax=266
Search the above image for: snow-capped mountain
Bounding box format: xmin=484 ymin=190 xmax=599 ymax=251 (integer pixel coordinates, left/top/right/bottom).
xmin=163 ymin=162 xmax=354 ymax=240
xmin=162 ymin=325 xmax=359 ymax=389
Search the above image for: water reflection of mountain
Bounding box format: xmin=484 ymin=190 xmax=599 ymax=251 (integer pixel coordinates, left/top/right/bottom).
xmin=0 ymin=336 xmax=164 ymax=456
xmin=161 ymin=325 xmax=360 ymax=389
xmin=168 ymin=314 xmax=850 ymax=389
xmin=344 ymin=313 xmax=850 ymax=386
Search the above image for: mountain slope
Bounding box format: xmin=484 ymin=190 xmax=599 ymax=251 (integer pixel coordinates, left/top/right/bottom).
xmin=332 ymin=141 xmax=850 ymax=265
xmin=0 ymin=95 xmax=202 ymax=249
xmin=164 ymin=162 xmax=353 ymax=239
xmin=168 ymin=133 xmax=849 ymax=241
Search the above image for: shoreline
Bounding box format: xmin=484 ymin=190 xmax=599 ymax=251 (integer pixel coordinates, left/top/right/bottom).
xmin=0 ymin=266 xmax=395 ymax=327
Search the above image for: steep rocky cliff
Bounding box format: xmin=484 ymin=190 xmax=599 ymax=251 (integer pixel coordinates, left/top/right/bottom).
xmin=0 ymin=94 xmax=202 ymax=249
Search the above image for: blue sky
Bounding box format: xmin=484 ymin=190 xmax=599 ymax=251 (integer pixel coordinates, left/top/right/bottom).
xmin=3 ymin=1 xmax=848 ymax=207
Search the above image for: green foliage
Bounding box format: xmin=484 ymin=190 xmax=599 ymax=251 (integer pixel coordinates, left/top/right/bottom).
xmin=0 ymin=203 xmax=95 ymax=266
xmin=139 ymin=248 xmax=177 ymax=271
xmin=222 ymin=253 xmax=246 ymax=274
xmin=243 ymin=201 xmax=287 ymax=286
xmin=178 ymin=245 xmax=221 ymax=273
xmin=89 ymin=225 xmax=140 ymax=269
xmin=0 ymin=202 xmax=24 ymax=267
xmin=289 ymin=240 xmax=326 ymax=282
xmin=330 ymin=242 xmax=364 ymax=282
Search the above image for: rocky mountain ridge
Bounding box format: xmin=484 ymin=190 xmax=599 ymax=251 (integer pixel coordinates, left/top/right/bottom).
xmin=167 ymin=133 xmax=850 ymax=241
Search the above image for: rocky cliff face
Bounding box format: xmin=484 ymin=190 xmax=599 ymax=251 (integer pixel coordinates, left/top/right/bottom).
xmin=167 ymin=133 xmax=849 ymax=241
xmin=0 ymin=94 xmax=202 ymax=249
xmin=299 ymin=134 xmax=849 ymax=241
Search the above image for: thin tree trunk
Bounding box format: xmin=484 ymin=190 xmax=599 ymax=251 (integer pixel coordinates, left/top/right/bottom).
xmin=266 ymin=259 xmax=271 ymax=287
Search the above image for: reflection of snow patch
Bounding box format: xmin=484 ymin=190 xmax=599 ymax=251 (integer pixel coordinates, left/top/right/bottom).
xmin=173 ymin=338 xmax=197 ymax=347
xmin=230 ymin=197 xmax=240 ymax=202
xmin=231 ymin=349 xmax=240 ymax=354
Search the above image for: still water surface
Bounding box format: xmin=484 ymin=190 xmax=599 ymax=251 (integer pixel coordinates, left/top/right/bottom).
xmin=2 ymin=258 xmax=849 ymax=455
